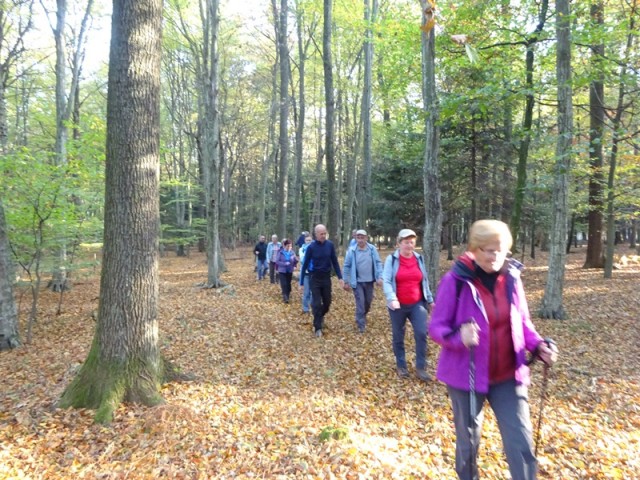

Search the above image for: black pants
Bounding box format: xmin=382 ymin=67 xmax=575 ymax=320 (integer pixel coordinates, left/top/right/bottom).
xmin=279 ymin=272 xmax=292 ymax=301
xmin=310 ymin=272 xmax=332 ymax=332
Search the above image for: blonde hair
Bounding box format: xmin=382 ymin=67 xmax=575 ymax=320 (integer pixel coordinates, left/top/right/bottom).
xmin=468 ymin=219 xmax=513 ymax=251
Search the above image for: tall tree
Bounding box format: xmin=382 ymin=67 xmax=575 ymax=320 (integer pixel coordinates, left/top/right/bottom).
xmin=420 ymin=0 xmax=442 ymax=289
xmin=509 ymin=0 xmax=549 ymax=249
xmin=540 ymin=0 xmax=573 ymax=319
xmin=323 ymin=0 xmax=338 ymax=244
xmin=276 ymin=0 xmax=290 ymax=238
xmin=583 ymin=0 xmax=606 ymax=268
xmin=604 ymin=2 xmax=637 ymax=278
xmin=59 ymin=0 xmax=166 ymax=423
xmin=360 ymin=0 xmax=376 ymax=228
xmin=0 ymin=200 xmax=19 ymax=350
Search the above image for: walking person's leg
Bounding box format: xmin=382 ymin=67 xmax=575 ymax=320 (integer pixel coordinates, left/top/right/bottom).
xmin=310 ymin=275 xmax=324 ymax=333
xmin=447 ymin=386 xmax=486 ymax=480
xmin=279 ymin=272 xmax=288 ymax=302
xmin=320 ymin=274 xmax=332 ymax=318
xmin=353 ymin=283 xmax=367 ymax=331
xmin=408 ymin=300 xmax=429 ymax=370
xmin=362 ymin=281 xmax=374 ymax=318
xmin=284 ymin=272 xmax=292 ymax=301
xmin=388 ymin=306 xmax=408 ymax=372
xmin=303 ymin=276 xmax=311 ymax=313
xmin=269 ymin=261 xmax=276 ymax=283
xmin=487 ymin=380 xmax=537 ymax=480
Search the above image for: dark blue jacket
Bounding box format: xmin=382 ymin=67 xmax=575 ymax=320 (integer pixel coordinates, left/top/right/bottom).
xmin=299 ymin=240 xmax=342 ymax=285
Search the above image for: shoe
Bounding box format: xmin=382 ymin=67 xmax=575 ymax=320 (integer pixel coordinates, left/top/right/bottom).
xmin=358 ymin=325 xmax=365 ymax=334
xmin=315 ymin=330 xmax=323 ymax=338
xmin=416 ymin=369 xmax=433 ymax=382
xmin=396 ymin=367 xmax=409 ymax=379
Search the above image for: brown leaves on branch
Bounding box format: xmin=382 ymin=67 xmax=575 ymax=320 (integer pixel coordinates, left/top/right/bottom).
xmin=1 ymin=247 xmax=639 ymax=478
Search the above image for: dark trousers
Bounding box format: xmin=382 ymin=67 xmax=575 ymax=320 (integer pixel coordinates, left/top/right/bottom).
xmin=279 ymin=272 xmax=292 ymax=301
xmin=447 ymin=380 xmax=536 ymax=480
xmin=310 ymin=272 xmax=332 ymax=332
xmin=269 ymin=261 xmax=279 ymax=283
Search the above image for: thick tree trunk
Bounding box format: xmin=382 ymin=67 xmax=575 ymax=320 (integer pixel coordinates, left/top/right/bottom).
xmin=420 ymin=1 xmax=442 ymax=290
xmin=539 ymin=0 xmax=572 ymax=319
xmin=360 ymin=0 xmax=376 ymax=226
xmin=59 ymin=0 xmax=164 ymax=424
xmin=584 ymin=1 xmax=605 ymax=269
xmin=323 ymin=0 xmax=338 ymax=245
xmin=276 ymin=0 xmax=290 ymax=239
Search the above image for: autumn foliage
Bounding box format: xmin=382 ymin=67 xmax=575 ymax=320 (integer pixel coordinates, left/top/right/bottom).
xmin=1 ymin=247 xmax=639 ymax=479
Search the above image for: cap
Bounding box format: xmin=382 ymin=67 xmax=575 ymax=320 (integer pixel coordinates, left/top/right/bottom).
xmin=355 ymin=229 xmax=367 ymax=236
xmin=398 ymin=228 xmax=417 ymax=239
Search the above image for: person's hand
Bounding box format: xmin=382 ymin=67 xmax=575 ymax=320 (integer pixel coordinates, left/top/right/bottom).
xmin=343 ymin=282 xmax=351 ymax=291
xmin=387 ymin=300 xmax=400 ymax=311
xmin=338 ymin=279 xmax=345 ymax=289
xmin=376 ymin=278 xmax=383 ymax=287
xmin=537 ymin=340 xmax=559 ymax=366
xmin=298 ymin=284 xmax=303 ymax=291
xmin=461 ymin=321 xmax=479 ymax=348
xmin=427 ymin=302 xmax=435 ymax=313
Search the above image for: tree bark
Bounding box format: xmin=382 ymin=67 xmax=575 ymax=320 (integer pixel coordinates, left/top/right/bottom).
xmin=360 ymin=0 xmax=376 ymax=226
xmin=539 ymin=0 xmax=572 ymax=319
xmin=420 ymin=1 xmax=442 ymax=290
xmin=276 ymin=0 xmax=290 ymax=239
xmin=0 ymin=200 xmax=19 ymax=350
xmin=59 ymin=0 xmax=165 ymax=424
xmin=323 ymin=0 xmax=338 ymax=244
xmin=583 ymin=1 xmax=606 ymax=269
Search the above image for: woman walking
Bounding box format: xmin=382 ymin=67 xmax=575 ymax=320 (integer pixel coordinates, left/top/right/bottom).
xmin=382 ymin=228 xmax=434 ymax=382
xmin=429 ymin=219 xmax=558 ymax=480
xmin=276 ymin=239 xmax=298 ymax=304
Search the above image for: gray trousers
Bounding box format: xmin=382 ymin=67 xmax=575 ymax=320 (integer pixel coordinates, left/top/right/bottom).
xmin=447 ymin=379 xmax=537 ymax=480
xmin=353 ymin=281 xmax=374 ymax=329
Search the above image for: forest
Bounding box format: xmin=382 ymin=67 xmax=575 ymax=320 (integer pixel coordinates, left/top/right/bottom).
xmin=0 ymin=0 xmax=639 ymax=478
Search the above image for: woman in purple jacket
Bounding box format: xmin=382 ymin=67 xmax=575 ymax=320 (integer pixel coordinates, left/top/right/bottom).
xmin=429 ymin=220 xmax=557 ymax=480
xmin=276 ymin=239 xmax=298 ymax=304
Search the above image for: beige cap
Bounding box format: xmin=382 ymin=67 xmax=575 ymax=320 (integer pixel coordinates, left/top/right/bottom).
xmin=398 ymin=228 xmax=417 ymax=239
xmin=355 ymin=229 xmax=367 ymax=236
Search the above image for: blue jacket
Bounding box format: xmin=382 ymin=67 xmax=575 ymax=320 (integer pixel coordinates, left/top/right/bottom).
xmin=299 ymin=240 xmax=342 ymax=285
xmin=429 ymin=254 xmax=543 ymax=394
xmin=382 ymin=250 xmax=434 ymax=304
xmin=343 ymin=243 xmax=383 ymax=288
xmin=266 ymin=241 xmax=281 ymax=262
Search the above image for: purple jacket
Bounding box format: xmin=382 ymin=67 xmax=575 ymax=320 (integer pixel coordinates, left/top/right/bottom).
xmin=276 ymin=249 xmax=298 ymax=274
xmin=429 ymin=256 xmax=543 ymax=393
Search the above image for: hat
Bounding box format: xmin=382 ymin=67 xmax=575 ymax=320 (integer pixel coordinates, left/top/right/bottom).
xmin=355 ymin=229 xmax=367 ymax=236
xmin=398 ymin=228 xmax=417 ymax=239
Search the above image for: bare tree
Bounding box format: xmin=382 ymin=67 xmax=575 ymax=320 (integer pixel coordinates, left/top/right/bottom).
xmin=323 ymin=0 xmax=338 ymax=244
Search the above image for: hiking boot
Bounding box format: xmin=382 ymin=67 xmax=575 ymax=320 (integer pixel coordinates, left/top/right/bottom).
xmin=396 ymin=367 xmax=409 ymax=379
xmin=416 ymin=369 xmax=433 ymax=382
xmin=315 ymin=329 xmax=323 ymax=338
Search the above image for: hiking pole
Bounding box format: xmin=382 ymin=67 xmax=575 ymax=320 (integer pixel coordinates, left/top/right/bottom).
xmin=529 ymin=338 xmax=556 ymax=456
xmin=466 ymin=318 xmax=478 ymax=478
xmin=469 ymin=344 xmax=477 ymax=476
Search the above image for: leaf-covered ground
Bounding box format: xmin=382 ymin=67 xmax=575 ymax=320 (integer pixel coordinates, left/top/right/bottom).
xmin=1 ymin=246 xmax=639 ymax=479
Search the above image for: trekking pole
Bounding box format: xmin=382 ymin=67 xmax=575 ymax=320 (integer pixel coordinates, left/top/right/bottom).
xmin=466 ymin=318 xmax=478 ymax=477
xmin=469 ymin=344 xmax=477 ymax=475
xmin=529 ymin=338 xmax=556 ymax=456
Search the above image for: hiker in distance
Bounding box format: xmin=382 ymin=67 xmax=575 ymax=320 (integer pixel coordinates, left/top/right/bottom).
xmin=298 ymin=232 xmax=313 ymax=315
xmin=429 ymin=219 xmax=558 ymax=480
xmin=299 ymin=224 xmax=344 ymax=338
xmin=254 ymin=235 xmax=268 ymax=280
xmin=276 ymin=239 xmax=298 ymax=304
xmin=382 ymin=228 xmax=435 ymax=382
xmin=266 ymin=234 xmax=281 ymax=284
xmin=342 ymin=229 xmax=383 ymax=333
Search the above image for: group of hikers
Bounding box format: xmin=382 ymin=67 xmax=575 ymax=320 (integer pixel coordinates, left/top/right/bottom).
xmin=253 ymin=220 xmax=558 ymax=480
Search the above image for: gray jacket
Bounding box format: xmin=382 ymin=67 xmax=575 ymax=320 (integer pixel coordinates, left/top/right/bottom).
xmin=343 ymin=243 xmax=383 ymax=288
xmin=382 ymin=250 xmax=434 ymax=304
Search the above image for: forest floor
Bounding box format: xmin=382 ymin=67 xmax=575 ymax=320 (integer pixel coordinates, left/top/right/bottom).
xmin=1 ymin=245 xmax=639 ymax=479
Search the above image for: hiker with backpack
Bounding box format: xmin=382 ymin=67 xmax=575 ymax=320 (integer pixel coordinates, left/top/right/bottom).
xmin=429 ymin=219 xmax=558 ymax=480
xmin=382 ymin=228 xmax=435 ymax=382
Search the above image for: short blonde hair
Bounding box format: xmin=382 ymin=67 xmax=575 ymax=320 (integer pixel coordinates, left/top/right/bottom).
xmin=468 ymin=219 xmax=513 ymax=251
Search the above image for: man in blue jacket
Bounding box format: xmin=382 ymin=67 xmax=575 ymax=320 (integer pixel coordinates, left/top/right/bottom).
xmin=299 ymin=224 xmax=344 ymax=338
xmin=342 ymin=229 xmax=383 ymax=333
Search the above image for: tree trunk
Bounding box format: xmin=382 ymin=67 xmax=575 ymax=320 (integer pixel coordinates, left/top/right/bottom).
xmin=539 ymin=0 xmax=572 ymax=319
xmin=360 ymin=0 xmax=376 ymax=226
xmin=420 ymin=1 xmax=442 ymax=290
xmin=509 ymin=0 xmax=548 ymax=249
xmin=59 ymin=0 xmax=165 ymax=424
xmin=323 ymin=0 xmax=338 ymax=244
xmin=604 ymin=9 xmax=635 ymax=279
xmin=0 ymin=200 xmax=19 ymax=350
xmin=276 ymin=0 xmax=290 ymax=239
xmin=583 ymin=0 xmax=606 ymax=269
